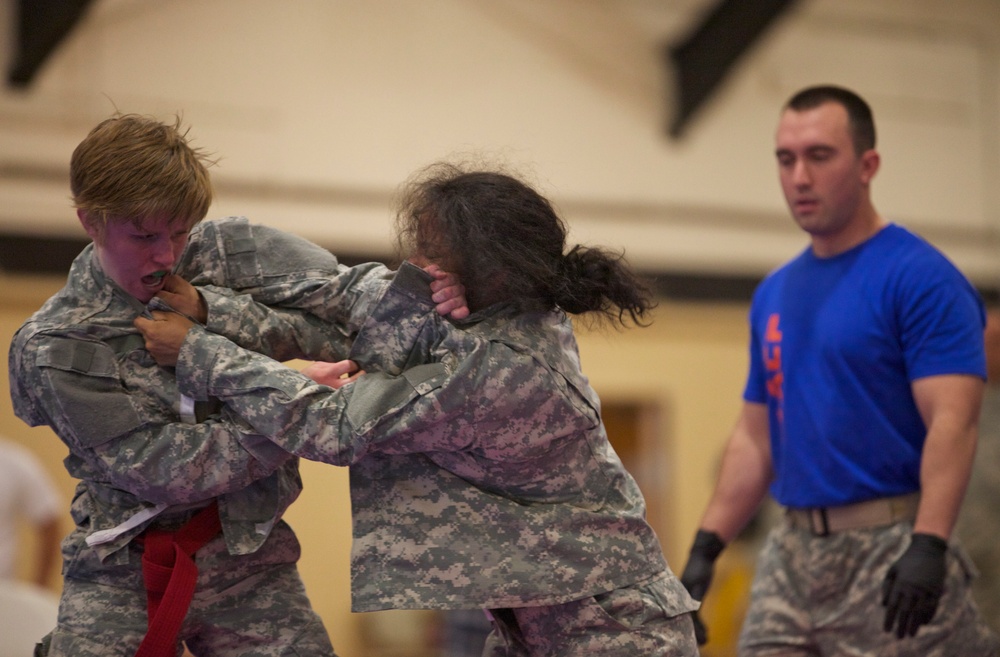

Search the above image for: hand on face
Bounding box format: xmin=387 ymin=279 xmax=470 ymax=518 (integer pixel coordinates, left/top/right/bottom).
xmin=423 ymin=263 xmax=469 ymax=319
xmin=133 ymin=311 xmax=195 ymax=367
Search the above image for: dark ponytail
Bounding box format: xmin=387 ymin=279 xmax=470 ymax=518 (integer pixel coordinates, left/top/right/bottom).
xmin=555 ymin=245 xmax=654 ymax=326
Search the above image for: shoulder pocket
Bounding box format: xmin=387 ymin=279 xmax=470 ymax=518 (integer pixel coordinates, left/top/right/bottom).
xmin=37 ymin=338 xmax=144 ymax=447
xmin=218 ymin=219 xmax=264 ymax=287
xmin=346 ymin=363 xmax=447 ymax=434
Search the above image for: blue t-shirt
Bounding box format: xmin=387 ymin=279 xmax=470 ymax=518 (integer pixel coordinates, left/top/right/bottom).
xmin=744 ymin=224 xmax=985 ymax=508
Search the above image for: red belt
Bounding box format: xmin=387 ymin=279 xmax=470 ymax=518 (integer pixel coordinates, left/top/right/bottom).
xmin=135 ymin=501 xmax=222 ymax=657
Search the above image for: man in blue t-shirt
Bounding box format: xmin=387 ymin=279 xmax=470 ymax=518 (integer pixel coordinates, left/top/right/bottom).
xmin=679 ymin=85 xmax=1000 ymax=656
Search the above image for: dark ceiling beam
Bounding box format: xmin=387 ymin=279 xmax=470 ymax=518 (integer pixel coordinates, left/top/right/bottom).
xmin=7 ymin=0 xmax=95 ymax=89
xmin=666 ymin=0 xmax=800 ymax=138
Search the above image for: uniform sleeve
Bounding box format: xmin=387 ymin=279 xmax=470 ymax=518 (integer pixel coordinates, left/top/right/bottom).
xmin=177 ymin=217 xmax=392 ymax=362
xmin=10 ymin=331 xmax=289 ymax=506
xmin=199 ymin=286 xmax=350 ymax=362
xmin=174 ymin=264 xmax=594 ymax=465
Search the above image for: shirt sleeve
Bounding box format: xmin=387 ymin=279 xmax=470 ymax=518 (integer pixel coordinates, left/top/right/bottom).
xmin=199 ymin=286 xmax=351 ymax=363
xmin=178 ymin=217 xmax=392 ymax=362
xmin=12 ymin=331 xmax=290 ymax=506
xmin=175 ymin=263 xmax=593 ymax=465
xmin=897 ymin=270 xmax=986 ymax=381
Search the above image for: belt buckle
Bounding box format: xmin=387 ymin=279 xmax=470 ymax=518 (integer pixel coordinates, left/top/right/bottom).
xmin=809 ymin=508 xmax=830 ymax=537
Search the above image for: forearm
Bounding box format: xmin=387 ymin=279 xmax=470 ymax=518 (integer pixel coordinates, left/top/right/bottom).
xmin=177 ymin=326 xmax=359 ymax=465
xmin=222 ymin=260 xmax=392 ymax=332
xmin=700 ymin=459 xmax=771 ymax=544
xmin=914 ymin=424 xmax=977 ymax=539
xmin=347 ymin=262 xmax=439 ymax=374
xmin=16 ymin=346 xmax=285 ymax=506
xmin=201 ymin=287 xmax=350 ymax=362
xmin=912 ymin=374 xmax=983 ymax=540
xmin=181 ymin=217 xmax=392 ymax=345
xmin=699 ymin=403 xmax=773 ymax=543
xmin=87 ymin=418 xmax=289 ymax=505
xmin=881 ymin=372 xmax=979 ymax=640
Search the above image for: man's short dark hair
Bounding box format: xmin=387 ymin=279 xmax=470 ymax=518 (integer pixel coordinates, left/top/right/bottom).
xmin=785 ymin=85 xmax=876 ymax=155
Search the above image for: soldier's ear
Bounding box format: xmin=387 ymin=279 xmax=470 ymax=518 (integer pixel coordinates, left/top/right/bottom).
xmin=859 ymin=149 xmax=880 ymax=185
xmin=78 ymin=210 xmax=102 ymax=243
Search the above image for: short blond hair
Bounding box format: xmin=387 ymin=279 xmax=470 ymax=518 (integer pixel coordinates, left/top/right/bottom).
xmin=71 ymin=113 xmax=214 ymax=234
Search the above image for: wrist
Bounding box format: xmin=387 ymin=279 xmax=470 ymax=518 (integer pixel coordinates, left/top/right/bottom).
xmin=691 ymin=529 xmax=726 ymax=561
xmin=393 ymin=261 xmax=437 ymax=307
xmin=910 ymin=533 xmax=948 ymax=555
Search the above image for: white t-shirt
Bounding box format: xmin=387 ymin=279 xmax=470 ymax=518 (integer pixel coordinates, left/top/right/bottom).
xmin=0 ymin=440 xmax=61 ymax=578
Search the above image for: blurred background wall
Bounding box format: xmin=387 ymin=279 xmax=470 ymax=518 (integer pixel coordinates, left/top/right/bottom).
xmin=1 ymin=1 xmax=998 ymax=655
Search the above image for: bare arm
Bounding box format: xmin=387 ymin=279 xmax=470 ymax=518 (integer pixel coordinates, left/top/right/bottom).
xmin=911 ymin=373 xmax=983 ymax=540
xmin=881 ymin=373 xmax=982 ymax=638
xmin=699 ymin=401 xmax=773 ymax=543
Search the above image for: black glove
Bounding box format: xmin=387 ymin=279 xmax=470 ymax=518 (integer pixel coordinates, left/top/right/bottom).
xmin=881 ymin=532 xmax=948 ymax=639
xmin=680 ymin=529 xmax=726 ymax=645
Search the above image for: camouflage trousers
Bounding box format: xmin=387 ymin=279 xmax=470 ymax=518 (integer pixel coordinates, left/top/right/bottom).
xmin=739 ymin=518 xmax=1000 ymax=656
xmin=483 ymin=570 xmax=700 ymax=656
xmin=40 ymin=520 xmax=336 ymax=657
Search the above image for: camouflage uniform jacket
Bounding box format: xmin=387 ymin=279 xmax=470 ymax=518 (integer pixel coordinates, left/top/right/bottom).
xmin=8 ymin=217 xmax=389 ymax=566
xmin=175 ymin=262 xmax=671 ymax=611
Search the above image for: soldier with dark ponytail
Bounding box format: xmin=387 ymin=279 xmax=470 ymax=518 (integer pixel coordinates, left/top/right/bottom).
xmin=137 ymin=161 xmax=700 ymax=655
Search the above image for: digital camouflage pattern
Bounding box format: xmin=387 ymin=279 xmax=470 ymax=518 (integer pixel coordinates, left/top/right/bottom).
xmin=179 ymin=217 xmax=391 ymax=364
xmin=956 ymin=384 xmax=1000 ymax=634
xmin=7 ymin=217 xmax=390 ymax=656
xmin=48 ymin=522 xmax=333 ymax=656
xmin=739 ymin=519 xmax=1000 ymax=656
xmin=484 ymin=571 xmax=700 ymax=656
xmin=175 ymin=263 xmax=700 ymax=628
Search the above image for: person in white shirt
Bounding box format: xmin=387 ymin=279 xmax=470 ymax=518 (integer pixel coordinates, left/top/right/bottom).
xmin=0 ymin=438 xmax=62 ymax=586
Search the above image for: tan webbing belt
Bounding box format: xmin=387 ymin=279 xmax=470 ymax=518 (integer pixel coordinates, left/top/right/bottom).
xmin=785 ymin=493 xmax=919 ymax=536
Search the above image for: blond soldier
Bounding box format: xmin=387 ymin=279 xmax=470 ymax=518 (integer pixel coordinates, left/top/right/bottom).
xmin=9 ymin=114 xmax=464 ymax=657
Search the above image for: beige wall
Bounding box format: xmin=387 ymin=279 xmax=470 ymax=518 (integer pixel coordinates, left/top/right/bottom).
xmin=2 ymin=0 xmax=999 ymax=281
xmin=0 ymin=271 xmax=749 ymax=654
